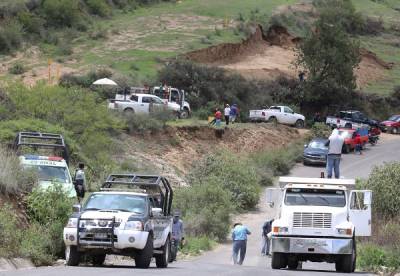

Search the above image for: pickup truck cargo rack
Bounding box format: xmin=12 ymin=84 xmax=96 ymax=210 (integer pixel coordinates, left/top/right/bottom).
xmin=13 ymin=132 xmax=69 ymax=164
xmin=279 ymin=177 xmax=356 ymax=188
xmin=101 ymin=174 xmax=173 ymax=216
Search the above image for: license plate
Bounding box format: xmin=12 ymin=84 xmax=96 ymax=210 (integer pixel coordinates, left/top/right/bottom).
xmin=94 ymin=233 xmax=108 ymax=239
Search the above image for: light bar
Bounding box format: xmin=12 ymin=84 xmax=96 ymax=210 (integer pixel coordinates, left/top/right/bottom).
xmin=23 ymin=155 xmax=64 ymax=162
xmin=279 ymin=177 xmax=355 ymax=188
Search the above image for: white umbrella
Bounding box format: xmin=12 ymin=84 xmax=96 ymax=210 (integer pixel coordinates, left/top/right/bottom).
xmin=92 ymin=78 xmax=118 ymax=86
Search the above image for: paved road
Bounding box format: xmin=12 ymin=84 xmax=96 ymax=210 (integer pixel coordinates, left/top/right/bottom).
xmin=2 ymin=134 xmax=399 ymax=276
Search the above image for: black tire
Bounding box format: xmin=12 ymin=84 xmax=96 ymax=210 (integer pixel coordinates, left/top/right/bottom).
xmin=287 ymin=258 xmax=299 ymax=270
xmin=135 ymin=234 xmax=154 ymax=269
xmin=65 ymin=245 xmax=80 ymax=266
xmin=345 ymin=123 xmax=352 ymax=129
xmin=271 ymin=252 xmax=287 ymax=269
xmin=155 ymin=237 xmax=170 ymax=268
xmin=179 ymin=109 xmax=189 ymax=119
xmin=123 ymin=108 xmax=134 ymax=116
xmin=343 ymin=144 xmax=350 ymax=154
xmin=392 ymin=127 xmax=399 ymax=134
xmin=337 ymin=239 xmax=356 ymax=273
xmin=295 ymin=119 xmax=304 ymax=128
xmin=269 ymin=117 xmax=278 ymax=125
xmin=91 ymin=254 xmax=106 ymax=266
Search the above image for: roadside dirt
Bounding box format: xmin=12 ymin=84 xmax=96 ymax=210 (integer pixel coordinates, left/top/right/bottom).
xmin=122 ymin=124 xmax=304 ymax=187
xmin=186 ymin=25 xmax=393 ymax=88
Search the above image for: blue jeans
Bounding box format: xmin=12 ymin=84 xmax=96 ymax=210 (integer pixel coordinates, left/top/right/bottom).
xmin=326 ymin=154 xmax=341 ymax=179
xmin=261 ymin=236 xmax=270 ymax=255
xmin=232 ymin=240 xmax=247 ymax=265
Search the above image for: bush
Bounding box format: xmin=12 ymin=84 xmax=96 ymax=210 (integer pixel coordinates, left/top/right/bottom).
xmin=20 ymin=223 xmax=54 ymax=266
xmin=357 ymin=243 xmax=400 ymax=272
xmin=41 ymin=0 xmax=82 ymax=28
xmin=59 ymin=68 xmax=113 ymax=88
xmin=174 ymin=180 xmax=233 ymax=241
xmin=0 ymin=146 xmax=36 ymax=195
xmin=0 ymin=20 xmax=24 ymax=54
xmin=8 ymin=62 xmax=26 ymax=75
xmin=308 ymin=122 xmax=332 ymax=139
xmin=26 ymin=183 xmax=74 ymax=257
xmin=86 ymin=0 xmax=111 ymax=17
xmin=188 ymin=151 xmax=261 ymax=210
xmin=0 ymin=205 xmax=22 ymax=258
xmin=125 ymin=109 xmax=176 ymax=134
xmin=17 ymin=11 xmax=44 ymax=35
xmin=365 ymin=162 xmax=400 ymax=218
xmin=180 ymin=236 xmax=216 ymax=256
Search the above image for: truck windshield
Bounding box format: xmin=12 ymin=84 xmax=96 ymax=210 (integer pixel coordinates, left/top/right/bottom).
xmin=84 ymin=194 xmax=147 ymax=214
xmin=285 ymin=188 xmax=346 ymax=207
xmin=24 ymin=165 xmax=71 ymax=183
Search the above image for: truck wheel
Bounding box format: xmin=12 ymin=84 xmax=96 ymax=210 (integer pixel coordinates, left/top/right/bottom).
xmin=392 ymin=127 xmax=398 ymax=134
xmin=91 ymin=254 xmax=106 ymax=266
xmin=179 ymin=109 xmax=189 ymax=119
xmin=338 ymin=239 xmax=356 ymax=273
xmin=287 ymin=258 xmax=299 ymax=270
xmin=343 ymin=144 xmax=350 ymax=154
xmin=295 ymin=120 xmax=304 ymax=128
xmin=345 ymin=123 xmax=352 ymax=129
xmin=155 ymin=237 xmax=170 ymax=268
xmin=269 ymin=117 xmax=278 ymax=126
xmin=271 ymin=253 xmax=287 ymax=269
xmin=135 ymin=235 xmax=153 ymax=269
xmin=123 ymin=108 xmax=134 ymax=116
xmin=65 ymin=245 xmax=80 ymax=266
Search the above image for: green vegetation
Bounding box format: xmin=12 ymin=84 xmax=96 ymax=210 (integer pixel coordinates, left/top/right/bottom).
xmin=8 ymin=62 xmax=26 ymax=75
xmin=0 ymin=184 xmax=73 ymax=265
xmin=180 ymin=236 xmax=217 ymax=256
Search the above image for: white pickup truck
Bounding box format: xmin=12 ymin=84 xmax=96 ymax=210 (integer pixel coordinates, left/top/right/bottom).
xmin=64 ymin=174 xmax=174 ymax=268
xmin=267 ymin=177 xmax=372 ymax=273
xmin=249 ymin=106 xmax=305 ymax=128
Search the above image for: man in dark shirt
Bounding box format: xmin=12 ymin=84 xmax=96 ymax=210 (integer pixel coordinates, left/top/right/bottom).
xmin=261 ymin=219 xmax=274 ymax=256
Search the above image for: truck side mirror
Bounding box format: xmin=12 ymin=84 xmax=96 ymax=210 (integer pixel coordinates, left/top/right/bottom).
xmin=364 ymin=191 xmax=372 ymax=205
xmin=72 ymin=204 xmax=81 ymax=213
xmin=266 ymin=189 xmax=274 ymax=208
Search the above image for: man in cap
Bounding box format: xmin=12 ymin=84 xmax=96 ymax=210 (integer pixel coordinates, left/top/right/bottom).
xmin=171 ymin=210 xmax=184 ymax=261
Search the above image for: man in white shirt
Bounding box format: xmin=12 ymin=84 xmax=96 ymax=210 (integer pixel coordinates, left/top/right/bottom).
xmin=224 ymin=104 xmax=231 ymax=126
xmin=326 ymin=129 xmax=344 ymax=178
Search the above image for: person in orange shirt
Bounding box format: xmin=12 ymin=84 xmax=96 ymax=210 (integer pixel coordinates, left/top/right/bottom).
xmin=215 ymin=108 xmax=222 ymax=127
xmin=354 ymin=132 xmax=362 ymax=155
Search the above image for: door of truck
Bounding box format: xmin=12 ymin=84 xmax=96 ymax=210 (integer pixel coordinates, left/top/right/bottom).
xmin=282 ymin=106 xmax=294 ymax=124
xmin=266 ymin=188 xmax=284 ymax=218
xmin=349 ymin=190 xmax=372 ymax=236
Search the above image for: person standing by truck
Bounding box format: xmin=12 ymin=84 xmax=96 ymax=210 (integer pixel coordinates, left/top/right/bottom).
xmin=354 ymin=132 xmax=363 ymax=155
xmin=224 ymin=104 xmax=231 ymax=126
xmin=261 ymin=219 xmax=274 ymax=256
xmin=232 ymin=222 xmax=251 ymax=265
xmin=325 ymin=129 xmax=344 ymax=179
xmin=73 ymin=163 xmax=86 ymax=203
xmin=171 ymin=211 xmax=184 ymax=261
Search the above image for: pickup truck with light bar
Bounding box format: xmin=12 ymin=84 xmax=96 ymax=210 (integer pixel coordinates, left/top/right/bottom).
xmin=63 ymin=174 xmax=174 ymax=268
xmin=266 ymin=177 xmax=372 ymax=273
xmin=13 ymin=132 xmax=75 ymax=197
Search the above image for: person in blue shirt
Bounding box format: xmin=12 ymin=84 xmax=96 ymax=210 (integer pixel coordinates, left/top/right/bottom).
xmin=231 ymin=222 xmax=251 ymax=265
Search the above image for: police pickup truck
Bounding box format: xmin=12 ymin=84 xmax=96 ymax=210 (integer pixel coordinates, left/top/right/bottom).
xmin=64 ymin=174 xmax=174 ymax=268
xmin=13 ymin=132 xmax=75 ymax=197
xmin=267 ymin=177 xmax=372 ymax=273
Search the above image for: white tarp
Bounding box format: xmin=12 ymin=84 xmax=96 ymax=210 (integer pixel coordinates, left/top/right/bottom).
xmin=92 ymin=78 xmax=118 ymax=86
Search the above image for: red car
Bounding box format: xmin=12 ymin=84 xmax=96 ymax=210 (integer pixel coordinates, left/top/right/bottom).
xmin=338 ymin=128 xmax=369 ymax=153
xmin=380 ymin=115 xmax=400 ymax=134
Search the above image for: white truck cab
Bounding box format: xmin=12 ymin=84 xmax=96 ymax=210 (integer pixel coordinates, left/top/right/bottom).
xmin=267 ymin=177 xmax=372 ymax=273
xmin=249 ymin=106 xmax=305 ymax=128
xmin=63 ymin=174 xmax=174 ymax=269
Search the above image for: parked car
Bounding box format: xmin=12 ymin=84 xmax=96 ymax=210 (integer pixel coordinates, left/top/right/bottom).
xmin=249 ymin=106 xmax=305 ymax=128
xmin=338 ymin=128 xmax=369 ymax=153
xmin=379 ymin=115 xmax=400 ymax=134
xmin=326 ymin=110 xmax=377 ymax=129
xmin=303 ymin=138 xmax=328 ymax=166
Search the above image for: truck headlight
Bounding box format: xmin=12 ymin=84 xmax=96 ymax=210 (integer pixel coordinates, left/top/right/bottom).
xmin=124 ymin=221 xmax=143 ymax=231
xmin=273 ymin=226 xmax=289 ymax=234
xmin=337 ymin=228 xmax=352 ymax=235
xmin=66 ymin=218 xmax=78 ymax=228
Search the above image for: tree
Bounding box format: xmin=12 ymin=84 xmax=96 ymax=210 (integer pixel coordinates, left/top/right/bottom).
xmin=296 ymin=3 xmax=361 ymax=109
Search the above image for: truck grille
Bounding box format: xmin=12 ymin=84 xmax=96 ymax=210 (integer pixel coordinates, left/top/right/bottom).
xmin=78 ymin=218 xmax=117 ymax=246
xmin=293 ymin=212 xmax=332 ymax=229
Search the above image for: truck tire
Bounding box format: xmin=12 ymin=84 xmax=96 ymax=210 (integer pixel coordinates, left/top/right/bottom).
xmin=287 ymin=258 xmax=299 ymax=270
xmin=155 ymin=237 xmax=170 ymax=268
xmin=179 ymin=109 xmax=189 ymax=119
xmin=65 ymin=245 xmax=80 ymax=266
xmin=135 ymin=235 xmax=153 ymax=269
xmin=269 ymin=117 xmax=278 ymax=126
xmin=271 ymin=252 xmax=287 ymax=269
xmin=295 ymin=120 xmax=304 ymax=128
xmin=91 ymin=254 xmax=106 ymax=266
xmin=392 ymin=127 xmax=398 ymax=134
xmin=343 ymin=144 xmax=350 ymax=154
xmin=336 ymin=239 xmax=356 ymax=273
xmin=345 ymin=123 xmax=352 ymax=129
xmin=123 ymin=108 xmax=134 ymax=116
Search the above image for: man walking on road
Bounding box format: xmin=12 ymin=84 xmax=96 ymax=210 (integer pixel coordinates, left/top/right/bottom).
xmin=261 ymin=219 xmax=274 ymax=256
xmin=232 ymin=222 xmax=251 ymax=265
xmin=224 ymin=104 xmax=231 ymax=126
xmin=171 ymin=211 xmax=184 ymax=261
xmin=326 ymin=129 xmax=344 ymax=179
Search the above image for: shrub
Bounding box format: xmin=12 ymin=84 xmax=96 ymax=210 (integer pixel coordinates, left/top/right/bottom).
xmin=174 ymin=180 xmax=233 ymax=241
xmin=20 ymin=223 xmax=54 ymax=266
xmin=125 ymin=109 xmax=176 ymax=134
xmin=365 ymin=162 xmax=400 ymax=218
xmin=26 ymin=183 xmax=74 ymax=257
xmin=0 ymin=20 xmax=24 ymax=54
xmin=86 ymin=0 xmax=111 ymax=17
xmin=309 ymin=122 xmax=331 ymax=139
xmin=8 ymin=62 xmax=26 ymax=75
xmin=0 ymin=146 xmax=37 ymax=195
xmin=0 ymin=205 xmax=22 ymax=258
xmin=59 ymin=68 xmax=113 ymax=88
xmin=188 ymin=151 xmax=261 ymax=210
xmin=41 ymin=0 xmax=82 ymax=28
xmin=17 ymin=11 xmax=44 ymax=35
xmin=357 ymin=243 xmax=400 ymax=271
xmin=180 ymin=236 xmax=216 ymax=256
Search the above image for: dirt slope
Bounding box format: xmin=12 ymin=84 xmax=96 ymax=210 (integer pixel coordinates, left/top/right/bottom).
xmin=186 ymin=25 xmax=393 ymax=88
xmin=121 ymin=124 xmax=303 ymax=187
